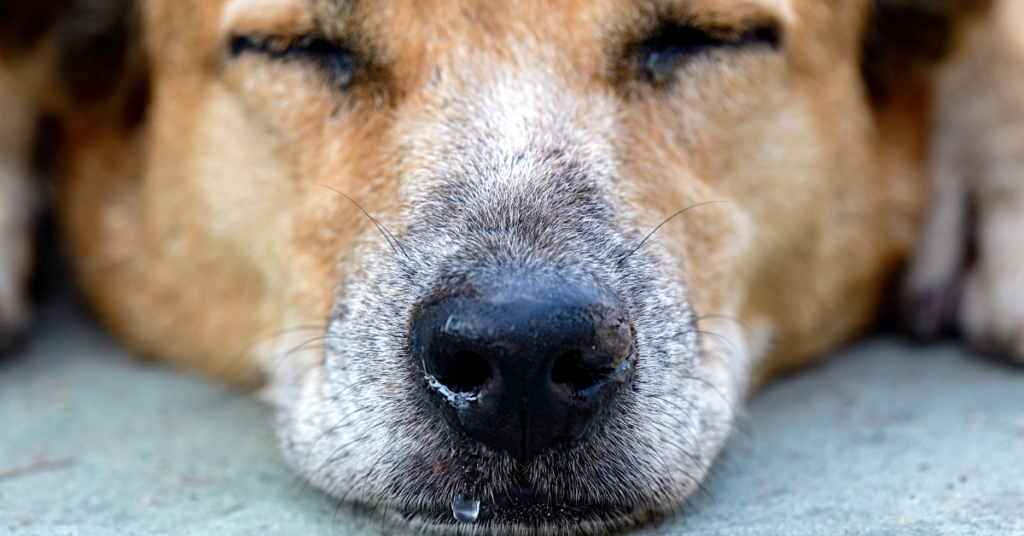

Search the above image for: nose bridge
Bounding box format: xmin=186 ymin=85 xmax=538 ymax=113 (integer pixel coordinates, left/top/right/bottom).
xmin=399 ymin=47 xmax=618 ymax=184
xmin=392 ymin=62 xmax=624 ymax=254
xmin=393 ymin=22 xmax=637 ymax=462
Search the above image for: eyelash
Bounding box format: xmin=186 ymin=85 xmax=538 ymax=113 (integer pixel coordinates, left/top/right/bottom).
xmin=229 ymin=34 xmax=357 ymax=88
xmin=230 ymin=23 xmax=778 ymax=90
xmin=640 ymin=22 xmax=780 ymax=83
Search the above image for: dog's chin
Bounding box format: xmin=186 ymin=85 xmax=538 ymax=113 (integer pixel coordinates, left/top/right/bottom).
xmin=379 ymin=439 xmax=704 ymax=534
xmin=343 ymin=448 xmax=699 ymax=535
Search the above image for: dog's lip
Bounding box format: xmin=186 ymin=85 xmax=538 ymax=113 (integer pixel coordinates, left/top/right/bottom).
xmin=402 ymin=484 xmax=643 ymax=528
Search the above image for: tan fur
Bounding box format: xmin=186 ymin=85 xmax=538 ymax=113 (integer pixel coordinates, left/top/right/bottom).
xmin=56 ymin=0 xmax=921 ymax=385
xmin=3 ymin=0 xmax=1022 ymax=532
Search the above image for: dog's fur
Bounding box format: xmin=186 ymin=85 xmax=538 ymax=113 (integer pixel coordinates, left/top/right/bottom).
xmin=2 ymin=0 xmax=1022 ymax=533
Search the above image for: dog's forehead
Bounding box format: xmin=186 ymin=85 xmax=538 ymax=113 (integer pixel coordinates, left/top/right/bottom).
xmin=205 ymin=0 xmax=834 ymax=102
xmin=217 ymin=0 xmax=802 ymax=42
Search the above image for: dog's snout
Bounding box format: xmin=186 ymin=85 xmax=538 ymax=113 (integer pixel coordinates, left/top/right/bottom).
xmin=411 ymin=273 xmax=634 ymax=462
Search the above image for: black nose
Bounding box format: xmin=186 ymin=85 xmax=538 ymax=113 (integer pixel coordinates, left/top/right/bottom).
xmin=411 ymin=273 xmax=634 ymax=462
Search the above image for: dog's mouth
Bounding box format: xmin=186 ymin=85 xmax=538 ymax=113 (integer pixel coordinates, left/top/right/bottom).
xmin=397 ymin=483 xmax=651 ymax=532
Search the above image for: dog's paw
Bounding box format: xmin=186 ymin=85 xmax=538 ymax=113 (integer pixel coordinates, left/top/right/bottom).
xmin=957 ymin=173 xmax=1024 ymax=363
xmin=905 ymin=0 xmax=1024 ymax=363
xmin=0 ymin=168 xmax=33 ymax=355
xmin=902 ymin=163 xmax=968 ymax=342
xmin=0 ymin=69 xmax=35 ymax=354
xmin=906 ymin=153 xmax=1024 ymax=365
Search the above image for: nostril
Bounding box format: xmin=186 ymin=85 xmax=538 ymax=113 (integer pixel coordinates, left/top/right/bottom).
xmin=430 ymin=351 xmax=491 ymax=393
xmin=551 ymin=351 xmax=617 ymax=392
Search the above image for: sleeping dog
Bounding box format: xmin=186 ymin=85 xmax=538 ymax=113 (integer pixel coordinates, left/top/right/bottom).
xmin=1 ymin=0 xmax=1022 ymax=533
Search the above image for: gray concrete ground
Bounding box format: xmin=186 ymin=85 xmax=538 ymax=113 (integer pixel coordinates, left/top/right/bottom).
xmin=2 ymin=289 xmax=1023 ymax=535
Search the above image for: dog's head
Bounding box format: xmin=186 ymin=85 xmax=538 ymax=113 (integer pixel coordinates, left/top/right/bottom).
xmin=60 ymin=0 xmax=927 ymax=532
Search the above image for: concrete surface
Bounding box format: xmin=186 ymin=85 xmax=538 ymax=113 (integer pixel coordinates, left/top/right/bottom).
xmin=2 ymin=289 xmax=1023 ymax=535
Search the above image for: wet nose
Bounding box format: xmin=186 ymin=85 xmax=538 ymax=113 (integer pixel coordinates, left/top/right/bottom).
xmin=411 ymin=273 xmax=634 ymax=462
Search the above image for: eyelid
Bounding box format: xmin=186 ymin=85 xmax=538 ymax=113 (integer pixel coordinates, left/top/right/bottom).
xmin=229 ymin=33 xmax=358 ymax=88
xmin=640 ymin=20 xmax=781 ymax=83
xmin=645 ymin=22 xmax=780 ymax=50
xmin=229 ymin=34 xmax=310 ymax=57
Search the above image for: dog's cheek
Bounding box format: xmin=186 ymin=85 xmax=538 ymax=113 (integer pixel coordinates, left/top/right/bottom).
xmin=273 ymin=362 xmax=371 ymax=496
xmin=623 ymin=57 xmax=866 ymax=370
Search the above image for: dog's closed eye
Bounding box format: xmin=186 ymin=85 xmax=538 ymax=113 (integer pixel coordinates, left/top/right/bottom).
xmin=641 ymin=20 xmax=780 ymax=83
xmin=229 ymin=34 xmax=357 ymax=88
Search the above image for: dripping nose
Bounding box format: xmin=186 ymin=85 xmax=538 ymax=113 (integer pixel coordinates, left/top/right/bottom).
xmin=411 ymin=272 xmax=634 ymax=462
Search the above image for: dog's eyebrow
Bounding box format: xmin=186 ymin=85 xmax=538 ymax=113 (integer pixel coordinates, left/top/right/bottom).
xmin=629 ymin=0 xmax=794 ymax=31
xmin=725 ymin=0 xmax=795 ymax=25
xmin=220 ymin=0 xmax=317 ymax=34
xmin=219 ymin=0 xmax=362 ymax=36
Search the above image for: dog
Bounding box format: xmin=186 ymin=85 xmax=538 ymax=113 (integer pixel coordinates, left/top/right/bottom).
xmin=1 ymin=0 xmax=1022 ymax=533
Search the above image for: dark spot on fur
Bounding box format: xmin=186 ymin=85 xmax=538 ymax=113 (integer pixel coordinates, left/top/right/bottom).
xmin=0 ymin=0 xmax=149 ymax=127
xmin=861 ymin=0 xmax=992 ymax=103
xmin=2 ymin=0 xmax=149 ymax=126
xmin=56 ymin=0 xmax=142 ymax=103
xmin=0 ymin=0 xmax=68 ymax=55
